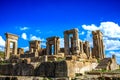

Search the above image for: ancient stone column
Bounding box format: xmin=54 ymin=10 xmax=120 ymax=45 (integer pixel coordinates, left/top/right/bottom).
xmin=64 ymin=33 xmax=69 ymax=55
xmin=14 ymin=41 xmax=18 ymax=55
xmin=83 ymin=41 xmax=91 ymax=59
xmin=54 ymin=38 xmax=57 ymax=55
xmin=70 ymin=37 xmax=73 ymax=54
xmin=79 ymin=40 xmax=83 ymax=54
xmin=57 ymin=38 xmax=60 ymax=54
xmin=30 ymin=48 xmax=34 ymax=53
xmin=35 ymin=49 xmax=38 ymax=57
xmin=73 ymin=29 xmax=80 ymax=55
xmin=92 ymin=30 xmax=105 ymax=59
xmin=46 ymin=42 xmax=50 ymax=55
xmin=5 ymin=39 xmax=10 ymax=59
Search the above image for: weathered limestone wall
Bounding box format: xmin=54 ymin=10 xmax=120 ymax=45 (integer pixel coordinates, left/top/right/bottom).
xmin=0 ymin=64 xmax=13 ymax=75
xmin=66 ymin=61 xmax=98 ymax=76
xmin=0 ymin=76 xmax=70 ymax=80
xmin=34 ymin=61 xmax=67 ymax=77
xmin=0 ymin=62 xmax=34 ymax=76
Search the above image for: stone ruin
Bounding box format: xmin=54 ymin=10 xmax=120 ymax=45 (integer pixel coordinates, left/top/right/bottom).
xmin=5 ymin=33 xmax=18 ymax=59
xmin=46 ymin=36 xmax=60 ymax=55
xmin=64 ymin=28 xmax=79 ymax=55
xmin=29 ymin=40 xmax=41 ymax=54
xmin=0 ymin=28 xmax=119 ymax=80
xmin=92 ymin=30 xmax=105 ymax=59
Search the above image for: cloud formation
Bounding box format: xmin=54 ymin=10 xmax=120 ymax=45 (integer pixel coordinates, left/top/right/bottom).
xmin=82 ymin=21 xmax=120 ymax=51
xmin=0 ymin=36 xmax=5 ymax=51
xmin=0 ymin=36 xmax=5 ymax=47
xmin=20 ymin=27 xmax=29 ymax=31
xmin=22 ymin=46 xmax=29 ymax=52
xmin=30 ymin=35 xmax=45 ymax=41
xmin=30 ymin=35 xmax=46 ymax=47
xmin=60 ymin=38 xmax=64 ymax=48
xmin=82 ymin=21 xmax=120 ymax=64
xmin=36 ymin=30 xmax=41 ymax=34
xmin=21 ymin=33 xmax=27 ymax=40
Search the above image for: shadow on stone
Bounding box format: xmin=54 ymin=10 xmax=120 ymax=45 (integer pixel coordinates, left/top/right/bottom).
xmin=34 ymin=61 xmax=67 ymax=77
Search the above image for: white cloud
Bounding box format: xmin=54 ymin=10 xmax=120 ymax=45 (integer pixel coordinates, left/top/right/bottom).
xmin=104 ymin=38 xmax=120 ymax=50
xmin=82 ymin=21 xmax=120 ymax=64
xmin=82 ymin=24 xmax=99 ymax=31
xmin=22 ymin=46 xmax=29 ymax=52
xmin=79 ymin=31 xmax=85 ymax=35
xmin=41 ymin=42 xmax=46 ymax=47
xmin=60 ymin=38 xmax=64 ymax=48
xmin=30 ymin=35 xmax=46 ymax=48
xmin=36 ymin=30 xmax=41 ymax=34
xmin=20 ymin=27 xmax=29 ymax=31
xmin=21 ymin=33 xmax=27 ymax=40
xmin=82 ymin=21 xmax=120 ymax=51
xmin=0 ymin=36 xmax=5 ymax=47
xmin=99 ymin=22 xmax=120 ymax=38
xmin=30 ymin=35 xmax=45 ymax=41
xmin=0 ymin=47 xmax=4 ymax=51
xmin=109 ymin=51 xmax=120 ymax=57
xmin=0 ymin=36 xmax=5 ymax=51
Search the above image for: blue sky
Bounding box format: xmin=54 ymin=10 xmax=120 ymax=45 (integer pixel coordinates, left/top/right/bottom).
xmin=0 ymin=0 xmax=120 ymax=64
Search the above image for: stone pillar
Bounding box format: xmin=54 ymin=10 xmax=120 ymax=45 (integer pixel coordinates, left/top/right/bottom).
xmin=30 ymin=48 xmax=34 ymax=53
xmin=83 ymin=41 xmax=91 ymax=59
xmin=46 ymin=42 xmax=49 ymax=55
xmin=54 ymin=38 xmax=57 ymax=55
xmin=70 ymin=37 xmax=73 ymax=54
xmin=50 ymin=45 xmax=52 ymax=55
xmin=73 ymin=30 xmax=79 ymax=55
xmin=57 ymin=38 xmax=60 ymax=54
xmin=64 ymin=33 xmax=69 ymax=55
xmin=92 ymin=30 xmax=105 ymax=59
xmin=5 ymin=39 xmax=10 ymax=59
xmin=35 ymin=49 xmax=38 ymax=57
xmin=79 ymin=40 xmax=83 ymax=54
xmin=14 ymin=41 xmax=18 ymax=55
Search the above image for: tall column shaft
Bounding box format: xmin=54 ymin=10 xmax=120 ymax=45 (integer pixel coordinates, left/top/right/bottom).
xmin=64 ymin=33 xmax=69 ymax=55
xmin=73 ymin=31 xmax=79 ymax=55
xmin=14 ymin=41 xmax=18 ymax=55
xmin=5 ymin=39 xmax=10 ymax=59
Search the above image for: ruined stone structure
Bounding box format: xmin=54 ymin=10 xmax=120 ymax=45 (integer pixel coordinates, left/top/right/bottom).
xmin=92 ymin=30 xmax=105 ymax=59
xmin=17 ymin=48 xmax=24 ymax=55
xmin=64 ymin=29 xmax=79 ymax=55
xmin=79 ymin=40 xmax=83 ymax=54
xmin=29 ymin=40 xmax=41 ymax=53
xmin=46 ymin=36 xmax=60 ymax=55
xmin=83 ymin=41 xmax=91 ymax=59
xmin=1 ymin=28 xmax=119 ymax=80
xmin=96 ymin=54 xmax=119 ymax=70
xmin=5 ymin=33 xmax=18 ymax=59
